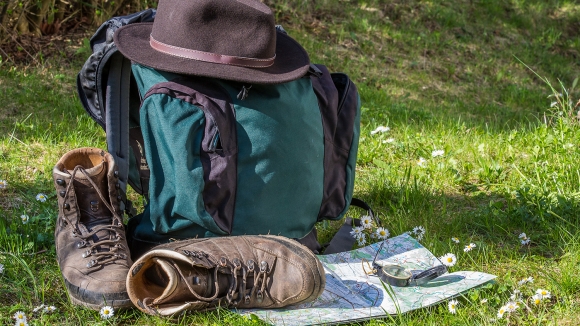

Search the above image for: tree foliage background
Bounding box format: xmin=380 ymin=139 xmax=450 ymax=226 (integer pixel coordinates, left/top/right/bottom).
xmin=0 ymin=0 xmax=158 ymax=38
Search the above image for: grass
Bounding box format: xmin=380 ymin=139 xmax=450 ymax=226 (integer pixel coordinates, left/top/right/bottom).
xmin=1 ymin=0 xmax=579 ymax=324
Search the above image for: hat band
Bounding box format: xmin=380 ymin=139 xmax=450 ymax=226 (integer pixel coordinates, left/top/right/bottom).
xmin=150 ymin=35 xmax=275 ymax=68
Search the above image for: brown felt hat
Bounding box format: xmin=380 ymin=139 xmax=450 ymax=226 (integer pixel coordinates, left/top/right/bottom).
xmin=113 ymin=0 xmax=310 ymax=84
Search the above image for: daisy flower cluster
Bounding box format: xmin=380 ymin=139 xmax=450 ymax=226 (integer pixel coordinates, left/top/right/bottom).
xmin=12 ymin=304 xmax=58 ymax=325
xmin=13 ymin=311 xmax=27 ymax=326
xmin=415 ymin=149 xmax=445 ymax=168
xmin=349 ymin=215 xmax=389 ymax=247
xmin=532 ymin=288 xmax=551 ymax=305
xmin=494 ymin=274 xmax=551 ymax=320
xmin=32 ymin=304 xmax=57 ymax=314
xmin=370 ymin=125 xmax=397 ymax=144
xmin=497 ymin=300 xmax=519 ymax=319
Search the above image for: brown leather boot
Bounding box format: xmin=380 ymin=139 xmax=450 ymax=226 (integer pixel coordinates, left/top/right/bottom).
xmin=53 ymin=147 xmax=133 ymax=310
xmin=126 ymin=235 xmax=326 ymax=315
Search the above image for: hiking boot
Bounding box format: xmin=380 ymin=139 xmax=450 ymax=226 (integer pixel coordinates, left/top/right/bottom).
xmin=126 ymin=235 xmax=326 ymax=315
xmin=53 ymin=147 xmax=133 ymax=310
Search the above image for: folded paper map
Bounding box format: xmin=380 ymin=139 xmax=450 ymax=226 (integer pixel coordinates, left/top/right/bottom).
xmin=239 ymin=233 xmax=496 ymax=325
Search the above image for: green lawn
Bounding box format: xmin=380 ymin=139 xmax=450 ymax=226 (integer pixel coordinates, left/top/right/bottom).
xmin=1 ymin=0 xmax=579 ymax=324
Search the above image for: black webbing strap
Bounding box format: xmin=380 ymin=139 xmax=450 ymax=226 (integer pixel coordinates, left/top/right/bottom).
xmin=105 ymin=52 xmax=135 ymax=216
xmin=322 ymin=198 xmax=377 ymax=254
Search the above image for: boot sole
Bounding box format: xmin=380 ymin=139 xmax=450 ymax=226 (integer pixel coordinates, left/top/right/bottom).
xmin=64 ymin=278 xmax=134 ymax=310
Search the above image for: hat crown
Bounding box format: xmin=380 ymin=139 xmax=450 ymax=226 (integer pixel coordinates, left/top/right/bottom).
xmin=151 ymin=0 xmax=276 ymax=60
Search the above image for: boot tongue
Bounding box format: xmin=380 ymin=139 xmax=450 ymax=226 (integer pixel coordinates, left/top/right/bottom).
xmin=152 ymin=258 xmax=215 ymax=305
xmin=67 ymin=161 xmax=112 ymax=226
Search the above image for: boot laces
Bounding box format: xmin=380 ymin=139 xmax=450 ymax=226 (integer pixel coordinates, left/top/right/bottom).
xmin=143 ymin=254 xmax=271 ymax=312
xmin=62 ymin=165 xmax=128 ymax=269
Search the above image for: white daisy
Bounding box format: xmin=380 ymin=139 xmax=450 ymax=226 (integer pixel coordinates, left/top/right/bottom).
xmin=531 ymin=293 xmax=543 ymax=305
xmin=0 ymin=179 xmax=7 ymax=189
xmin=412 ymin=225 xmax=425 ymax=240
xmin=526 ymin=276 xmax=534 ymax=283
xmin=32 ymin=304 xmax=46 ymax=313
xmin=370 ymin=126 xmax=390 ymax=135
xmin=505 ymin=301 xmax=518 ymax=312
xmin=360 ymin=215 xmax=373 ymax=229
xmin=431 ymin=149 xmax=444 ymax=157
xmin=518 ymin=232 xmax=528 ymax=240
xmin=480 ymin=298 xmax=488 ymax=304
xmin=417 ymin=157 xmax=427 ymax=167
xmin=439 ymin=253 xmax=457 ymax=267
xmin=20 ymin=214 xmax=30 ymax=224
xmin=0 ymin=263 xmax=4 ymax=274
xmin=376 ymin=227 xmax=389 ymax=240
xmin=35 ymin=193 xmax=47 ymax=202
xmin=99 ymin=305 xmax=114 ymax=319
xmin=535 ymin=288 xmax=551 ymax=299
xmin=517 ymin=277 xmax=530 ymax=286
xmin=357 ymin=234 xmax=367 ymax=246
xmin=497 ymin=305 xmax=507 ymax=319
xmin=521 ymin=239 xmax=531 ymax=245
xmin=13 ymin=311 xmax=26 ymax=321
xmin=14 ymin=320 xmax=28 ymax=326
xmin=44 ymin=305 xmax=57 ymax=313
xmin=463 ymin=243 xmax=476 ymax=252
xmin=451 ymin=237 xmax=460 ymax=243
xmin=350 ymin=226 xmax=364 ymax=239
xmin=448 ymin=299 xmax=458 ymax=314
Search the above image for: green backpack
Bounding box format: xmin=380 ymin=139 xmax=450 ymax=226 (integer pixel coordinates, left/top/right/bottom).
xmin=77 ymin=10 xmax=362 ymax=257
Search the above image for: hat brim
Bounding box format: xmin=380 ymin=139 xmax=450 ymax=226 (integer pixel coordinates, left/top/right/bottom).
xmin=114 ymin=22 xmax=310 ymax=84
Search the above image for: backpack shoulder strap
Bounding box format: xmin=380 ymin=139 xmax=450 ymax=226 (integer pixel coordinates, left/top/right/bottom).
xmin=76 ymin=9 xmax=156 ymax=215
xmin=105 ymin=52 xmax=133 ymax=214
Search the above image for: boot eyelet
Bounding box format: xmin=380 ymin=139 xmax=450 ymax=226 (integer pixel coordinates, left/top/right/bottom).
xmin=76 ymin=241 xmax=86 ymax=248
xmin=86 ymin=260 xmax=98 ymax=268
xmin=56 ymin=179 xmax=65 ymax=186
xmin=59 ymin=190 xmax=65 ymax=197
xmin=247 ymin=260 xmax=255 ymax=272
xmin=256 ymin=290 xmax=264 ymax=303
xmin=219 ymin=257 xmax=227 ymax=267
xmin=232 ymin=258 xmax=241 ymax=267
xmin=244 ymin=295 xmax=251 ymax=304
xmin=81 ymin=250 xmax=91 ymax=258
xmin=90 ymin=200 xmax=99 ymax=212
xmin=114 ymin=171 xmax=119 ymax=177
xmin=260 ymin=261 xmax=268 ymax=272
xmin=63 ymin=203 xmax=70 ymax=210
